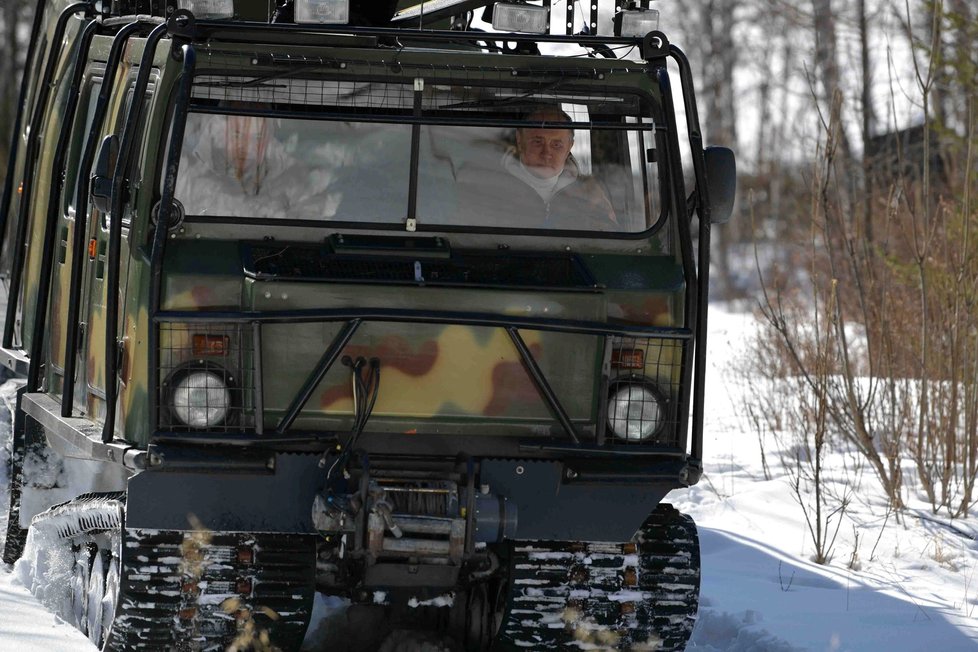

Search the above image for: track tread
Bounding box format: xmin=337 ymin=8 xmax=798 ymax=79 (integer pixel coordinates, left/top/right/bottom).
xmin=494 ymin=503 xmax=699 ymax=651
xmin=26 ymin=492 xmax=318 ymax=651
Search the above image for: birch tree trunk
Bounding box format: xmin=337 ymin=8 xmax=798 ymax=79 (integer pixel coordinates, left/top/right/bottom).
xmin=700 ymin=0 xmax=739 ymax=298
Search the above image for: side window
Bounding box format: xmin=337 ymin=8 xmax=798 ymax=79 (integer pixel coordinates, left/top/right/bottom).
xmin=626 ymin=116 xmax=662 ymax=230
xmin=64 ymin=76 xmax=103 ymax=216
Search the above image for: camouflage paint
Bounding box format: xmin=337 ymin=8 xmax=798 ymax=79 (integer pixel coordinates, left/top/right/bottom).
xmin=0 ymin=0 xmax=56 ymax=326
xmin=260 ymin=322 xmax=596 ymax=426
xmin=20 ymin=12 xmax=86 ymax=354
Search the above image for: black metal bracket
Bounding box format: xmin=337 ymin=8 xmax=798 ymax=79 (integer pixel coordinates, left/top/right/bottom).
xmin=165 ymin=8 xmax=196 ymax=39
xmin=642 ymin=30 xmax=669 ymax=60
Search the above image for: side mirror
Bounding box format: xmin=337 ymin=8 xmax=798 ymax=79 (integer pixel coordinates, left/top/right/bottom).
xmin=90 ymin=134 xmax=119 ymax=214
xmin=703 ymin=146 xmax=736 ymax=224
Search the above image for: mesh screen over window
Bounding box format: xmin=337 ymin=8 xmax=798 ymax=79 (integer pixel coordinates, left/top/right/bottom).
xmin=172 ymin=49 xmax=664 ymax=232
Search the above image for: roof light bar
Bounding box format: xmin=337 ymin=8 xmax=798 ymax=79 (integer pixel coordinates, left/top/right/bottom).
xmin=178 ymin=0 xmax=234 ymax=19
xmin=615 ymin=8 xmax=660 ymax=37
xmin=492 ymin=2 xmax=549 ymax=34
xmin=295 ymin=0 xmax=350 ymax=24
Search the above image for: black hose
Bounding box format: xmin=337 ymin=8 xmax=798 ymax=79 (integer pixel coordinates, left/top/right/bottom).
xmin=323 ymin=356 xmax=380 ymax=482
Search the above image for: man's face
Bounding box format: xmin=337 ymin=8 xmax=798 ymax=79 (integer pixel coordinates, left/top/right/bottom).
xmin=517 ymin=127 xmax=573 ymax=179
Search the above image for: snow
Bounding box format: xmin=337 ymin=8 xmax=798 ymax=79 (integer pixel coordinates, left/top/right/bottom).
xmin=2 ymin=304 xmax=978 ymax=650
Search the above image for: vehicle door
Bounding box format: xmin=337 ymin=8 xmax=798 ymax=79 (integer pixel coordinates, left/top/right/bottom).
xmin=78 ymin=54 xmax=158 ymax=420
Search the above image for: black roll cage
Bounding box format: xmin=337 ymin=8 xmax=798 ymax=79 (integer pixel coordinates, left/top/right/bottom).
xmin=63 ymin=18 xmax=166 ymax=415
xmin=3 ymin=10 xmax=713 ymax=476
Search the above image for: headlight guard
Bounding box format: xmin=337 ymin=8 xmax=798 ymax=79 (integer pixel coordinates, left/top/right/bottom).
xmin=162 ymin=361 xmax=237 ymax=430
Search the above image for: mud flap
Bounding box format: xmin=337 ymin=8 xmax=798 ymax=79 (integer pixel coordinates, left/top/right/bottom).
xmin=124 ymin=451 xmax=326 ymax=533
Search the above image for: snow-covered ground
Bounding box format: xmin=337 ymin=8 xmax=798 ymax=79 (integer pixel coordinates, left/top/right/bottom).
xmin=1 ymin=305 xmax=977 ymax=651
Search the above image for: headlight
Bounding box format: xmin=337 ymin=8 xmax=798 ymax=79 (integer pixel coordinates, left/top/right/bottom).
xmin=614 ymin=8 xmax=660 ymax=37
xmin=294 ymin=0 xmax=349 ymax=24
xmin=171 ymin=368 xmax=231 ymax=428
xmin=492 ymin=2 xmax=549 ymax=34
xmin=178 ymin=0 xmax=234 ymax=19
xmin=608 ymin=383 xmax=664 ymax=441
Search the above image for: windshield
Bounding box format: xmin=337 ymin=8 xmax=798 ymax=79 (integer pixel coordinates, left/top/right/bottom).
xmin=173 ymin=62 xmax=664 ymax=234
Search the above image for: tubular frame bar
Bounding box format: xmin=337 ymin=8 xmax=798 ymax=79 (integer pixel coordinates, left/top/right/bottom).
xmin=506 ymin=327 xmax=581 ymax=444
xmin=669 ymin=45 xmax=711 ymax=469
xmin=148 ymin=42 xmax=197 ymax=441
xmin=3 ymin=2 xmax=93 ymax=351
xmin=27 ymin=18 xmax=100 ymax=392
xmin=154 ymin=307 xmax=692 ymax=340
xmin=102 ymin=21 xmax=170 ymax=442
xmin=183 ymin=19 xmax=647 ymax=48
xmin=187 ymin=107 xmax=657 ymax=132
xmin=63 ymin=19 xmax=159 ymax=416
xmin=652 ymin=63 xmax=695 ymax=452
xmin=274 ymin=319 xmax=361 ymax=435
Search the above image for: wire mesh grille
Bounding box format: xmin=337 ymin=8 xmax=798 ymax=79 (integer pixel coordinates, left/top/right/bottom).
xmin=158 ymin=322 xmax=256 ymax=432
xmin=606 ymin=336 xmax=684 ymax=447
xmin=190 ymin=49 xmax=652 ymax=124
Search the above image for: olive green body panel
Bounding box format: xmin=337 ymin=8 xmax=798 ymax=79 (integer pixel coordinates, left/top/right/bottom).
xmin=19 ymin=10 xmax=88 ymax=354
xmin=0 ymin=0 xmax=63 ymax=284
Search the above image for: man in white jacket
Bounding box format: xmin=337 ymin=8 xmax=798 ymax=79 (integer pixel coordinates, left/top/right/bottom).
xmin=460 ymin=107 xmax=617 ymax=230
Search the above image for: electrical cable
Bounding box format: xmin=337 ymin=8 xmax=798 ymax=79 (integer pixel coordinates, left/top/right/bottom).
xmin=324 ymin=356 xmax=381 ymax=484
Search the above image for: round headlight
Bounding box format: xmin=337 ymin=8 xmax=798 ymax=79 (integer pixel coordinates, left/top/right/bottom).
xmin=608 ymin=383 xmax=663 ymax=441
xmin=172 ymin=370 xmax=231 ymax=428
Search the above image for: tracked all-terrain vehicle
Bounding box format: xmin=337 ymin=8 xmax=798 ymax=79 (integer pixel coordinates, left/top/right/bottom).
xmin=0 ymin=0 xmax=735 ymax=649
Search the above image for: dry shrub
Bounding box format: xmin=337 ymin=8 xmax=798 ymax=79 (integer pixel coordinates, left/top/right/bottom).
xmin=744 ymin=4 xmax=978 ymax=520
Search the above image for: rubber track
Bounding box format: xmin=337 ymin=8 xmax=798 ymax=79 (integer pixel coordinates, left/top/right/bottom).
xmin=494 ymin=503 xmax=699 ymax=651
xmin=29 ymin=493 xmax=318 ymax=651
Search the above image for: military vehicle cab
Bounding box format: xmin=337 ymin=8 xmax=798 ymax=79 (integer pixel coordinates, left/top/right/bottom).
xmin=1 ymin=0 xmax=735 ymax=649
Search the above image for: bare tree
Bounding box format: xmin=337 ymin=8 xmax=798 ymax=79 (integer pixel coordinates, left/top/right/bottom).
xmin=857 ymin=0 xmax=877 ymax=242
xmin=695 ymin=1 xmax=741 ymax=299
xmin=1 ymin=2 xmax=28 ymax=182
xmin=811 ymin=0 xmax=853 ymax=162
